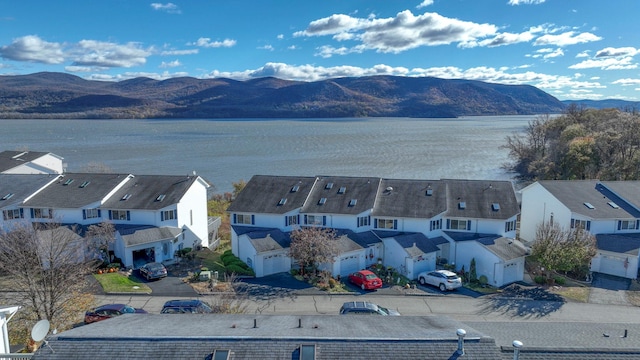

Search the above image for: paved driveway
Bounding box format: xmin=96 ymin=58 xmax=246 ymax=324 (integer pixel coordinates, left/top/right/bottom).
xmin=588 ymin=272 xmax=631 ymax=305
xmin=132 ymin=270 xmax=198 ymax=297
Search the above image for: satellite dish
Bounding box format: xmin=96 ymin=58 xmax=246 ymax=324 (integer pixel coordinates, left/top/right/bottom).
xmin=31 ymin=319 xmax=50 ymax=342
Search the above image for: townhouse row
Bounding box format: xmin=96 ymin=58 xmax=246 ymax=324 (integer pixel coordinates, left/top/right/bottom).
xmin=0 ymin=151 xmax=213 ymax=269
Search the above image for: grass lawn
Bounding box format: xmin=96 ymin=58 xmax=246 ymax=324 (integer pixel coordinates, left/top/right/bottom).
xmin=195 ymin=249 xmax=226 ymax=274
xmin=93 ymin=272 xmax=151 ymax=293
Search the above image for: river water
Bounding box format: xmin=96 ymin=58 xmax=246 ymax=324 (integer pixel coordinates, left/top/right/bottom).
xmin=0 ymin=116 xmax=535 ymax=193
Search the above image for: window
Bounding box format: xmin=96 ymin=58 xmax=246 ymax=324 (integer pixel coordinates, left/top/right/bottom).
xmin=306 ymin=215 xmax=324 ymax=225
xmin=300 ymin=344 xmax=316 ymax=360
xmin=571 ymin=218 xmax=591 ymax=230
xmin=32 ymin=208 xmax=52 ymax=219
xmin=212 ymin=349 xmax=230 ymax=360
xmin=162 ymin=210 xmax=177 ymax=221
xmin=287 ymin=215 xmax=299 ymax=226
xmin=376 ymin=218 xmax=396 ymax=229
xmin=2 ymin=209 xmax=23 ymax=220
xmin=110 ymin=210 xmax=130 ymax=221
xmin=505 ymin=219 xmax=516 ymax=232
xmin=430 ymin=219 xmax=441 ymax=231
xmin=235 ymin=214 xmax=253 ymax=224
xmin=357 ymin=215 xmax=370 ymax=227
xmin=348 ymin=199 xmax=357 ymax=207
xmin=449 ymin=219 xmax=468 ymax=230
xmin=618 ymin=220 xmax=637 ymax=230
xmin=83 ymin=208 xmax=100 ymax=219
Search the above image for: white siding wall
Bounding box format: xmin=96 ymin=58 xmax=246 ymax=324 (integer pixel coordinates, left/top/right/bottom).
xmin=381 ymin=238 xmax=408 ymax=272
xmin=520 ymin=183 xmax=572 ymax=242
xmin=176 ymin=179 xmax=209 ymax=247
xmin=454 ymin=241 xmax=500 ymax=286
xmin=237 ymin=234 xmax=259 ymax=274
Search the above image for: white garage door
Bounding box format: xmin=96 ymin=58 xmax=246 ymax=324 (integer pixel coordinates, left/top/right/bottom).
xmin=598 ymin=255 xmax=627 ymax=278
xmin=340 ymin=255 xmax=360 ymax=276
xmin=503 ymin=262 xmax=520 ymax=285
xmin=262 ymin=253 xmax=289 ymax=277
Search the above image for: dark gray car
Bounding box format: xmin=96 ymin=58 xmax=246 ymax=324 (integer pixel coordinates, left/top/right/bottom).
xmin=339 ymin=301 xmax=400 ymax=316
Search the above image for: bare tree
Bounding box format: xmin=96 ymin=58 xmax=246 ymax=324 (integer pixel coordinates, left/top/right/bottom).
xmin=0 ymin=222 xmax=98 ymax=327
xmin=288 ymin=227 xmax=339 ymax=275
xmin=531 ymin=222 xmax=596 ymax=279
xmin=86 ymin=221 xmax=116 ymax=263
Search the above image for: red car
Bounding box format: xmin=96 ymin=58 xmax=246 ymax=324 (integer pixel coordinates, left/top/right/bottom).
xmin=348 ymin=270 xmax=383 ymax=290
xmin=84 ymin=304 xmax=147 ymax=324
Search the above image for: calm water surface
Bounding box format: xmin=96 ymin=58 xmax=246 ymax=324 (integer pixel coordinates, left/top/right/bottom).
xmin=0 ymin=116 xmax=535 ymax=193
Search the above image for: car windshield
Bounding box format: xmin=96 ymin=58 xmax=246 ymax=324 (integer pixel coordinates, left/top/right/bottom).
xmin=147 ymin=264 xmax=163 ymax=270
xmin=377 ymin=306 xmax=390 ymax=315
xmin=121 ymin=305 xmax=136 ymax=314
xmin=365 ymin=274 xmax=378 ymax=280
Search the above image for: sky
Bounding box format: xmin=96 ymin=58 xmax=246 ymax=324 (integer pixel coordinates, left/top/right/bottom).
xmin=1 ymin=0 xmax=639 ymax=101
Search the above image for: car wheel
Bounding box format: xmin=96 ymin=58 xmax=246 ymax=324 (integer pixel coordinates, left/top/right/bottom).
xmin=439 ymin=283 xmax=446 ymax=292
xmin=361 ymin=283 xmax=366 ymax=290
xmin=419 ymin=277 xmax=426 ymax=285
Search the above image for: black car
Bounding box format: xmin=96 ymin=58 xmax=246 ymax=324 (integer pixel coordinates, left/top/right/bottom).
xmin=339 ymin=301 xmax=400 ymax=316
xmin=139 ymin=262 xmax=167 ymax=280
xmin=161 ymin=299 xmax=213 ymax=314
xmin=84 ymin=304 xmax=148 ymax=324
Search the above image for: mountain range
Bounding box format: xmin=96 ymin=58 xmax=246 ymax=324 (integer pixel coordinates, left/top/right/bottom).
xmin=0 ymin=72 xmax=633 ymax=119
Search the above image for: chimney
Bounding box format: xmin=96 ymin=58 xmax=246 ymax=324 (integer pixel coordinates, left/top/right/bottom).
xmin=456 ymin=328 xmax=466 ymax=355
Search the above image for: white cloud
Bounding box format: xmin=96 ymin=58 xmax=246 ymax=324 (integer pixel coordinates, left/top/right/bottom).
xmin=277 ymin=34 xmax=284 ymax=40
xmin=612 ymin=78 xmax=640 ymax=86
xmin=534 ymin=31 xmax=602 ymax=47
xmin=258 ymin=45 xmax=274 ymax=51
xmin=71 ymin=40 xmax=152 ymax=68
xmin=86 ymin=70 xmax=189 ymax=81
xmin=189 ymin=38 xmax=236 ymax=48
xmin=508 ymin=0 xmax=545 ymax=5
xmin=543 ymin=48 xmax=564 ymax=59
xmin=595 ymin=47 xmax=639 ymax=58
xmin=64 ymin=66 xmax=94 ymax=72
xmin=150 ymin=3 xmax=181 ymax=14
xmin=569 ymin=56 xmax=637 ymax=70
xmin=475 ymin=30 xmax=535 ymax=48
xmin=575 ymin=50 xmax=590 ymax=58
xmin=287 ymin=45 xmax=297 ymax=50
xmin=416 ymin=0 xmax=434 ymax=9
xmin=160 ymin=49 xmax=199 ymax=55
xmin=0 ymin=35 xmax=65 ymax=64
xmin=159 ymin=60 xmax=181 ymax=68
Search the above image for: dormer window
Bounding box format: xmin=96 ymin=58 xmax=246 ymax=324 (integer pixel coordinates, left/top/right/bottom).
xmin=291 ymin=185 xmax=299 ymax=192
xmin=156 ymin=194 xmax=166 ymax=202
xmin=338 ymin=186 xmax=346 ymax=194
xmin=325 ymin=182 xmax=333 ymax=189
xmin=121 ymin=194 xmax=131 ymax=201
xmin=318 ymin=197 xmax=327 ymax=205
xmin=458 ymin=201 xmax=466 ymax=209
xmin=79 ymin=181 xmax=90 ymax=188
xmin=492 ymin=203 xmax=500 ymax=211
xmin=584 ymin=202 xmax=595 ymax=209
xmin=278 ymin=198 xmax=287 ymax=206
xmin=1 ymin=193 xmax=13 ymax=200
xmin=349 ymin=199 xmax=357 ymax=207
xmin=63 ymin=178 xmax=74 ymax=185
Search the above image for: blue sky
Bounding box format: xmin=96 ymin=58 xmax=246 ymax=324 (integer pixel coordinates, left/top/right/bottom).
xmin=1 ymin=0 xmax=639 ymax=101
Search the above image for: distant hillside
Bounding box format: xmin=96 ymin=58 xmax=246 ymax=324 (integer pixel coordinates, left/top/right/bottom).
xmin=562 ymin=99 xmax=640 ymax=111
xmin=0 ymin=72 xmax=566 ymax=119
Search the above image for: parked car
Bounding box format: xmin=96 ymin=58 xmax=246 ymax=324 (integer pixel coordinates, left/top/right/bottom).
xmin=339 ymin=301 xmax=400 ymax=316
xmin=161 ymin=299 xmax=213 ymax=314
xmin=417 ymin=270 xmax=462 ymax=291
xmin=347 ymin=270 xmax=383 ymax=290
xmin=139 ymin=262 xmax=167 ymax=280
xmin=84 ymin=304 xmax=147 ymax=324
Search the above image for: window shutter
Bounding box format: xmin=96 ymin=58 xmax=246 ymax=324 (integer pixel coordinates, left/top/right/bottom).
xmin=109 ymin=210 xmax=113 ymax=220
xmin=161 ymin=212 xmax=164 ymax=221
xmin=304 ymin=215 xmax=308 ymax=224
xmin=356 ymin=218 xmax=360 ymax=228
xmin=285 ymin=216 xmax=289 ymax=226
xmin=323 ymin=216 xmax=326 ymax=226
xmin=637 ymin=220 xmax=640 ymax=230
xmin=83 ymin=209 xmax=87 ymax=220
xmin=297 ymin=215 xmax=300 ymax=224
xmin=126 ymin=211 xmax=130 ymax=221
xmin=251 ymin=215 xmax=255 ymax=225
xmin=368 ymin=216 xmax=370 ymax=225
xmin=233 ymin=214 xmax=236 ymax=224
xmin=467 ymin=221 xmax=471 ymax=230
xmin=571 ymin=219 xmax=575 ymax=228
xmin=446 ymin=219 xmax=450 ymax=229
xmin=617 ymin=220 xmax=621 ymax=230
xmin=393 ymin=219 xmax=397 ymax=229
xmin=20 ymin=208 xmax=24 ymax=218
xmin=586 ymin=221 xmax=591 ymax=231
xmin=97 ymin=209 xmax=101 ymax=217
xmin=30 ymin=208 xmax=34 ymax=218
xmin=173 ymin=209 xmax=177 ymax=219
xmin=374 ymin=219 xmax=378 ymax=229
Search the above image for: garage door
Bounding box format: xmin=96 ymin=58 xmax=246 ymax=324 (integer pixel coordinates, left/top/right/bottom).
xmin=262 ymin=253 xmax=289 ymax=277
xmin=503 ymin=262 xmax=520 ymax=285
xmin=598 ymin=255 xmax=627 ymax=278
xmin=340 ymin=255 xmax=360 ymax=276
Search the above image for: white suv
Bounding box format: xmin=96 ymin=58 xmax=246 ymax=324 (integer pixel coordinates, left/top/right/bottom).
xmin=417 ymin=270 xmax=462 ymax=291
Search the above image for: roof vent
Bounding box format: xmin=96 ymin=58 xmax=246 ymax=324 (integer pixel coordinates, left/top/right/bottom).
xmin=386 ymin=186 xmax=393 ymax=192
xmin=584 ymin=202 xmax=595 ymax=209
xmin=426 ymin=189 xmax=433 ymax=196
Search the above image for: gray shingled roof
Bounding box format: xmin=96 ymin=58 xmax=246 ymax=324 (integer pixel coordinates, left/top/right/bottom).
xmin=24 ymin=173 xmax=132 ymax=208
xmin=599 ymin=181 xmax=640 ymax=217
xmin=394 ymin=232 xmax=440 ymax=255
xmin=444 ymin=179 xmax=519 ymax=220
xmin=227 ymin=175 xmax=318 ymax=214
xmin=246 ymin=229 xmax=291 ymax=253
xmin=117 ymin=225 xmax=182 ymax=247
xmin=33 ymin=314 xmax=503 ymax=360
xmin=596 ymin=233 xmax=640 ymax=255
xmin=482 ymin=237 xmax=529 ymax=261
xmin=538 ymin=180 xmax=638 ymax=219
xmin=102 ymin=174 xmax=203 ymax=211
xmin=301 ymin=176 xmax=380 ymax=215
xmin=0 ymin=174 xmax=60 ymax=208
xmin=372 ymin=178 xmax=447 ymax=218
xmin=0 ymin=150 xmax=52 ymax=172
